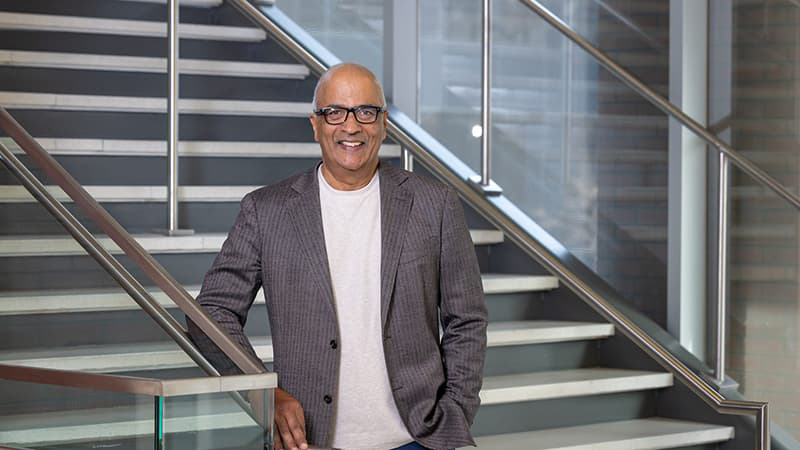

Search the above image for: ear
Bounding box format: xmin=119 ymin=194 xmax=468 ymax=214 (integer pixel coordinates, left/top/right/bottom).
xmin=381 ymin=109 xmax=389 ymax=139
xmin=309 ymin=114 xmax=320 ymax=142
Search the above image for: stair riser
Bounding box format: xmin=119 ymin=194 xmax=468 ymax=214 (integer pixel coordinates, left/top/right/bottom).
xmin=0 ymin=0 xmax=251 ymax=26
xmin=0 ymin=30 xmax=295 ymax=63
xmin=0 ymin=67 xmax=317 ymax=102
xmin=471 ymin=390 xmax=657 ymax=437
xmin=3 ymin=110 xmax=314 ymax=141
xmin=0 ymin=202 xmax=242 ymax=235
xmin=0 ymin=307 xmax=269 ymax=352
xmin=0 ymin=253 xmax=215 ymax=291
xmin=0 ymin=156 xmax=350 ymax=187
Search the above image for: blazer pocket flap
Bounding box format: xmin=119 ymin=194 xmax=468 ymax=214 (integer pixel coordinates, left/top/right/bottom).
xmin=399 ymin=235 xmax=437 ymax=264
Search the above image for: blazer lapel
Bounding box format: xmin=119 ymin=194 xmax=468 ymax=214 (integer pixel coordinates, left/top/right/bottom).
xmin=380 ymin=165 xmax=413 ymax=329
xmin=286 ymin=167 xmax=336 ymax=315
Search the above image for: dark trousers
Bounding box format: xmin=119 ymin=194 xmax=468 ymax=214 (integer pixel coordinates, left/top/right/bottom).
xmin=392 ymin=442 xmax=431 ymax=450
xmin=392 ymin=442 xmax=453 ymax=450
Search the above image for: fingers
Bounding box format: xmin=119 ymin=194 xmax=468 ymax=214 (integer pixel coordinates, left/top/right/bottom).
xmin=276 ymin=413 xmax=308 ymax=450
xmin=273 ymin=389 xmax=308 ymax=450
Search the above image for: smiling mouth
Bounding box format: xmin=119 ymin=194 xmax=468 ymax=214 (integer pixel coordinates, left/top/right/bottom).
xmin=338 ymin=140 xmax=365 ymax=150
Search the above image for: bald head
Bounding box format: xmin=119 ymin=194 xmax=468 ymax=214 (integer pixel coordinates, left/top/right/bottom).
xmin=312 ymin=63 xmax=386 ymax=110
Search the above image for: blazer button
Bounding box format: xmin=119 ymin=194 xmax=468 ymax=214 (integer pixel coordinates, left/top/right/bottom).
xmin=330 ymin=339 xmax=338 ymax=349
xmin=323 ymin=395 xmax=332 ymax=404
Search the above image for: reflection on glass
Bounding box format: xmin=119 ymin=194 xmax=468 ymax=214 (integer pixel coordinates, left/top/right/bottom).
xmin=274 ymin=0 xmax=384 ymax=80
xmin=710 ymin=0 xmax=800 ymax=440
xmin=0 ymin=379 xmax=154 ymax=449
xmin=419 ymin=0 xmax=673 ymax=324
xmin=163 ymin=388 xmax=268 ymax=450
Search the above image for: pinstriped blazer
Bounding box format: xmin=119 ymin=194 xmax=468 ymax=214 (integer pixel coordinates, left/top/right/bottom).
xmin=187 ymin=163 xmax=487 ymax=449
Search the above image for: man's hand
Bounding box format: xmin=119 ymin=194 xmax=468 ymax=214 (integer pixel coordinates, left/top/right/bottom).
xmin=255 ymin=387 xmax=307 ymax=450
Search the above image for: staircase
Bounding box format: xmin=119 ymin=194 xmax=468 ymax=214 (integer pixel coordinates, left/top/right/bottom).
xmin=0 ymin=0 xmax=741 ymax=448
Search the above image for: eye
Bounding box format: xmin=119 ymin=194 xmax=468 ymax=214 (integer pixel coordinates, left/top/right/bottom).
xmin=356 ymin=108 xmax=377 ymax=120
xmin=327 ymin=108 xmax=346 ymax=119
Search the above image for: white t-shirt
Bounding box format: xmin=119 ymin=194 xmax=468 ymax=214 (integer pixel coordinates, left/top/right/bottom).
xmin=318 ymin=167 xmax=413 ymax=450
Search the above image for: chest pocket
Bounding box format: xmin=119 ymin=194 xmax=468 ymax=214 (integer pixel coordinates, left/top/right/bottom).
xmin=399 ymin=234 xmax=438 ymax=265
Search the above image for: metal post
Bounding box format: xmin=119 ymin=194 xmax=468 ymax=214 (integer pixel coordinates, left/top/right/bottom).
xmin=265 ymin=388 xmax=275 ymax=450
xmin=166 ymin=0 xmax=192 ymax=235
xmin=154 ymin=396 xmax=164 ymax=449
xmin=715 ymin=152 xmax=729 ymax=385
xmin=480 ymin=0 xmax=491 ymax=185
xmin=468 ymin=0 xmax=502 ymax=195
xmin=403 ymin=147 xmax=414 ymax=172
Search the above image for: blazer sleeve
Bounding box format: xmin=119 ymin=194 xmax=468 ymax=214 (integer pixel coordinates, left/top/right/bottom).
xmin=437 ymin=187 xmax=488 ymax=425
xmin=187 ymin=192 xmax=267 ymax=375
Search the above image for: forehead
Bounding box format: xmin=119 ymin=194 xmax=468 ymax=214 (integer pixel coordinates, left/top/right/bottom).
xmin=316 ymin=70 xmax=383 ymax=106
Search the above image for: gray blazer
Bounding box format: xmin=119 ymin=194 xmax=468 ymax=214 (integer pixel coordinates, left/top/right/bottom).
xmin=187 ymin=163 xmax=487 ymax=449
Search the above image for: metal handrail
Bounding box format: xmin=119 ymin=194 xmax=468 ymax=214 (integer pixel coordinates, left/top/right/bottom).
xmin=520 ymin=0 xmax=800 ymax=212
xmin=0 ymin=109 xmax=268 ymax=411
xmin=228 ymin=2 xmax=770 ymax=449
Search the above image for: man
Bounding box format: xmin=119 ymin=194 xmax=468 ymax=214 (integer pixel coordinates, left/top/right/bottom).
xmin=188 ymin=63 xmax=487 ymax=450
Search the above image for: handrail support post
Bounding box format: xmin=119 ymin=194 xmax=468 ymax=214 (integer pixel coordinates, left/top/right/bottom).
xmin=715 ymin=152 xmax=730 ymax=386
xmin=165 ymin=0 xmax=193 ymax=236
xmin=469 ymin=0 xmax=502 ymax=196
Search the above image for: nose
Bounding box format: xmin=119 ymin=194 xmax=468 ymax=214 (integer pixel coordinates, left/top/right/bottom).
xmin=340 ymin=111 xmax=361 ymax=133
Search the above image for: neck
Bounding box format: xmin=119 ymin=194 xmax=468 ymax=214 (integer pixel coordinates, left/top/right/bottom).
xmin=320 ymin=163 xmax=378 ymax=191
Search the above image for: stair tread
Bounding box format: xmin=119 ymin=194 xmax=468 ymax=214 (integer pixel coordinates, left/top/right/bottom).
xmin=469 ymin=418 xmax=734 ymax=449
xmin=480 ymin=368 xmax=671 ymax=405
xmin=0 ymin=230 xmax=503 ymax=256
xmin=0 ymin=11 xmax=265 ymax=41
xmin=0 ymin=321 xmax=609 ymax=371
xmin=0 ymin=91 xmax=310 ymax=116
xmin=0 ymin=274 xmax=559 ymax=315
xmin=0 ymin=50 xmax=309 ymax=78
xmin=1 ymin=137 xmax=400 ymax=158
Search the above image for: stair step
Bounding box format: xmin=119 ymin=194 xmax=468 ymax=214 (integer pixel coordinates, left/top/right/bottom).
xmin=0 ymin=50 xmax=309 ymax=79
xmin=0 ymin=321 xmax=608 ymax=372
xmin=479 ymin=368 xmax=672 ymax=405
xmin=0 ymin=230 xmax=504 ymax=257
xmin=486 ymin=321 xmax=613 ymax=347
xmin=0 ymin=91 xmax=310 ymax=116
xmin=1 ymin=137 xmax=400 ymax=158
xmin=469 ymin=418 xmax=734 ymax=449
xmin=0 ymin=185 xmax=257 ymax=203
xmin=0 ymin=275 xmax=556 ymax=315
xmin=481 ymin=273 xmax=558 ymax=293
xmin=0 ymin=12 xmax=265 ymax=41
xmin=0 ymin=337 xmax=274 ymax=373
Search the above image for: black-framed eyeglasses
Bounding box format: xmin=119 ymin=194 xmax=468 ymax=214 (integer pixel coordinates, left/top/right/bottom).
xmin=314 ymin=105 xmax=385 ymax=125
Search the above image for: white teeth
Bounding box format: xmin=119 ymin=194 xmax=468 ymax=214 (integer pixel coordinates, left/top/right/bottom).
xmin=341 ymin=141 xmax=362 ymax=147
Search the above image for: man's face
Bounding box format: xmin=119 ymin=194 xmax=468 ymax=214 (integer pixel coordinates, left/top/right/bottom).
xmin=310 ymin=68 xmax=387 ymax=188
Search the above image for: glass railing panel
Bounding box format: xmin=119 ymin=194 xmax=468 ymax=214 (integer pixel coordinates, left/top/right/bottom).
xmin=727 ymin=163 xmax=800 ymax=441
xmin=0 ymin=377 xmax=155 ymax=449
xmin=708 ymin=1 xmax=800 ymax=439
xmin=482 ymin=2 xmax=671 ymax=327
xmin=709 ymin=0 xmax=800 ymax=193
xmin=163 ymin=387 xmax=269 ymax=449
xmin=274 ymin=0 xmax=384 ymax=80
xmin=418 ymin=0 xmax=669 ymax=178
